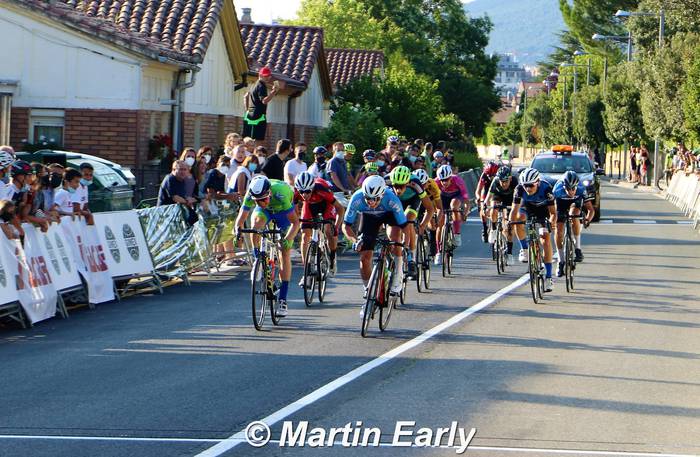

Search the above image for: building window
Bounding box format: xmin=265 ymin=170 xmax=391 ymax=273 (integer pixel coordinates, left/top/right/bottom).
xmin=30 ymin=109 xmax=64 ymax=146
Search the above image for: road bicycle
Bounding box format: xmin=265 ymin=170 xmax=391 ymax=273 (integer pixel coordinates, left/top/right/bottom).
xmin=440 ymin=209 xmax=462 ymax=277
xmin=299 ymin=218 xmax=333 ymax=306
xmin=511 ymin=217 xmax=548 ymax=304
xmin=239 ymin=225 xmax=283 ymax=330
xmin=562 ymin=213 xmax=585 ymax=293
xmin=490 ymin=204 xmax=511 ymax=275
xmin=361 ymin=238 xmax=405 ymax=337
xmin=414 ymin=221 xmax=431 ymax=292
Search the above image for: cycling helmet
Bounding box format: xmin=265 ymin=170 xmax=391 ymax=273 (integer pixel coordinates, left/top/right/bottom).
xmin=496 ymin=166 xmax=512 ymax=181
xmin=249 ymin=175 xmax=271 ymax=199
xmin=364 ymin=162 xmax=379 ymax=174
xmin=433 ymin=151 xmax=444 ymax=159
xmin=362 ymin=175 xmax=386 ymax=199
xmin=519 ymin=167 xmax=540 ymax=185
xmin=0 ymin=150 xmax=13 ymax=168
xmin=389 ymin=165 xmax=411 ymax=186
xmin=362 ymin=149 xmax=377 ymax=160
xmin=294 ymin=171 xmax=315 ymax=192
xmin=10 ymin=160 xmax=32 ymax=177
xmin=562 ymin=170 xmax=579 ymax=190
xmin=412 ymin=168 xmax=429 ymax=185
xmin=344 ymin=143 xmax=356 ymax=154
xmin=387 ymin=135 xmax=399 ymax=144
xmin=437 ymin=164 xmax=453 ymax=181
xmin=485 ymin=161 xmax=499 ymax=176
xmin=313 ymin=146 xmax=328 ymax=156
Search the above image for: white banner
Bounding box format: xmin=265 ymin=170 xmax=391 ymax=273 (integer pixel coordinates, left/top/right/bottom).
xmin=16 ymin=226 xmax=58 ymax=323
xmin=33 ymin=223 xmax=82 ymax=292
xmin=0 ymin=234 xmax=19 ymax=306
xmin=93 ymin=211 xmax=154 ymax=278
xmin=61 ymin=217 xmax=115 ymax=304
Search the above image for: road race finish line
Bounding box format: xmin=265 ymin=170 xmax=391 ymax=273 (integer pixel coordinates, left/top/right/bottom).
xmin=195 ymin=274 xmax=529 ymax=456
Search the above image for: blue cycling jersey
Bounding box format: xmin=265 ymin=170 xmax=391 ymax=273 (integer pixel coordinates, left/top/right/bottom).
xmin=513 ymin=180 xmax=555 ymax=208
xmin=552 ymin=181 xmax=588 ymax=202
xmin=344 ymin=188 xmax=407 ymax=225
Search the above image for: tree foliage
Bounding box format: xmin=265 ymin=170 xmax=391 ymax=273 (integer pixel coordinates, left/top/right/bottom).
xmin=315 ymin=104 xmax=385 ymax=153
xmin=572 ymin=85 xmax=607 ymax=145
xmin=603 ymin=63 xmax=645 ymax=145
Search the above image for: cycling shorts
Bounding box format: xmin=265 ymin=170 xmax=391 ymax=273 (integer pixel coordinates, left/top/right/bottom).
xmin=440 ymin=192 xmax=463 ymax=211
xmin=555 ymin=197 xmax=583 ymax=221
xmin=252 ymin=206 xmax=294 ymax=231
xmin=358 ymin=212 xmax=407 ymax=251
xmin=401 ymin=194 xmax=421 ymax=218
xmin=301 ymin=201 xmax=337 ymax=229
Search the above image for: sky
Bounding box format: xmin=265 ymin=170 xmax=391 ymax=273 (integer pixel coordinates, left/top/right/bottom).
xmin=235 ymin=0 xmax=474 ymax=24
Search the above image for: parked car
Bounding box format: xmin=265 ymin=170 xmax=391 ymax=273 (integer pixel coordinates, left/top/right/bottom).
xmin=529 ymin=145 xmax=604 ymax=221
xmin=16 ymin=150 xmax=134 ymax=212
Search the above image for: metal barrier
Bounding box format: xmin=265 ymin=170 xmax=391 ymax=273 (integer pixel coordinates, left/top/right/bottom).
xmin=664 ymin=171 xmax=700 ymax=231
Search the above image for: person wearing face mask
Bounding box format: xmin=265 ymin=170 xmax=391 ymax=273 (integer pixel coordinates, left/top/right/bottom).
xmin=327 ymin=142 xmax=353 ymax=193
xmin=228 ymin=155 xmax=259 ymax=199
xmin=197 ymin=146 xmax=214 ymax=169
xmin=33 ymin=171 xmax=62 ymax=223
xmin=53 ymin=168 xmax=82 ymax=218
xmin=203 ymin=156 xmax=236 ymax=203
xmin=284 ymin=142 xmax=308 ymax=186
xmin=72 ymin=162 xmax=95 ymax=225
xmin=0 ymin=200 xmax=23 ymax=240
xmin=260 ymin=138 xmax=291 ymax=181
xmin=19 ymin=163 xmax=52 ymax=231
xmin=5 ymin=160 xmax=32 ymax=206
xmin=307 ymin=146 xmax=328 ymax=180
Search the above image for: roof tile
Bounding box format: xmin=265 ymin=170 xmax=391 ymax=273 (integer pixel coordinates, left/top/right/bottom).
xmin=326 ymin=48 xmax=384 ymax=88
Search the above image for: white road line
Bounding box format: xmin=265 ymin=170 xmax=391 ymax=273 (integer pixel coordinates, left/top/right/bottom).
xmin=194 ymin=274 xmax=530 ymax=457
xmin=599 ymin=220 xmax=614 ymax=224
xmin=0 ymin=435 xmax=219 ymax=443
xmin=633 ymin=220 xmax=658 ymax=224
xmin=676 ymin=220 xmax=693 ymax=225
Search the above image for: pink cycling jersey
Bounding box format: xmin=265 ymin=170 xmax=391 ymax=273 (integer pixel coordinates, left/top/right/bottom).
xmin=437 ymin=175 xmax=470 ymax=201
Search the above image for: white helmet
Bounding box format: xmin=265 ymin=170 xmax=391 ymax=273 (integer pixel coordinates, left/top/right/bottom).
xmin=0 ymin=150 xmax=13 ymax=168
xmin=294 ymin=171 xmax=315 ymax=192
xmin=437 ymin=164 xmax=453 ymax=181
xmin=249 ymin=175 xmax=271 ymax=199
xmin=519 ymin=167 xmax=540 ymax=185
xmin=362 ymin=175 xmax=387 ymax=199
xmin=412 ymin=168 xmax=429 ymax=185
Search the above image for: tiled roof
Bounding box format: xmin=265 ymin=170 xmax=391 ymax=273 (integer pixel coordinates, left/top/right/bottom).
xmin=240 ymin=24 xmax=332 ymax=97
xmin=492 ymin=104 xmax=516 ymax=125
xmin=8 ymin=0 xmax=229 ymax=65
xmin=326 ymin=48 xmax=384 ymax=88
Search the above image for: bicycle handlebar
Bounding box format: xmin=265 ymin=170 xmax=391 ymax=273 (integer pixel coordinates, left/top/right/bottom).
xmin=239 ymin=228 xmax=282 ymax=235
xmin=299 ymin=218 xmax=334 ymax=225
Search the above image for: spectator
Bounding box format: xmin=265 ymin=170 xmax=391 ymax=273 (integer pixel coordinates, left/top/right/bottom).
xmin=261 ymin=138 xmax=291 ymax=181
xmin=226 ymin=145 xmax=247 ymax=188
xmin=223 ymin=133 xmax=242 ymax=157
xmin=243 ymin=137 xmax=256 ymax=156
xmin=158 ymin=160 xmax=197 ymax=224
xmin=0 ymin=149 xmax=14 ymax=195
xmin=20 ymin=164 xmax=52 ymax=231
xmin=432 ymin=150 xmax=445 ymax=171
xmin=47 ymin=163 xmax=65 ymax=175
xmin=32 ymin=169 xmax=62 ymax=222
xmin=54 ymin=168 xmax=82 ymax=217
xmin=629 ymin=146 xmax=638 ymax=183
xmin=639 ymin=146 xmax=650 ymax=186
xmin=197 ymin=146 xmax=214 ymax=169
xmin=5 ymin=160 xmax=32 ymax=206
xmin=327 ymin=142 xmax=353 ymax=193
xmin=243 ymin=67 xmax=279 ymax=145
xmin=203 ymin=156 xmax=235 ymax=204
xmin=0 ymin=145 xmax=15 ymax=160
xmin=284 ymin=143 xmax=308 ymax=185
xmin=308 ymin=146 xmax=328 ymax=179
xmin=228 ymin=155 xmax=259 ymax=197
xmin=194 ymin=156 xmax=209 ymax=199
xmin=422 ymin=142 xmax=434 ymax=177
xmin=407 ymin=144 xmax=421 ymax=169
xmin=0 ymin=200 xmax=22 ymax=240
xmin=72 ymin=162 xmax=95 ymax=225
xmin=414 ymin=138 xmax=424 ymax=150
xmin=254 ymin=145 xmax=268 ymax=162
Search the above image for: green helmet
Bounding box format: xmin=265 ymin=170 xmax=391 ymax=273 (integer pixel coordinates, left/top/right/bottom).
xmin=344 ymin=143 xmax=356 ymax=154
xmin=390 ymin=165 xmax=411 ymax=186
xmin=365 ymin=162 xmax=379 ymax=174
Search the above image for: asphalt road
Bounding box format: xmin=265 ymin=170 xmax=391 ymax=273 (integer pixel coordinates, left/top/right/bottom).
xmin=1 ymin=181 xmax=699 ymax=457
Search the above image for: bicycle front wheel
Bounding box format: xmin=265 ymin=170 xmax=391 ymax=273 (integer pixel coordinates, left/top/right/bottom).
xmin=380 ymin=259 xmax=395 ymax=331
xmin=303 ymin=243 xmax=317 ymax=306
xmin=251 ymin=259 xmax=267 ymax=330
xmin=317 ymin=243 xmax=329 ymax=303
xmin=362 ymin=264 xmax=380 ymax=337
xmin=528 ymin=244 xmax=540 ymax=304
xmin=565 ymin=233 xmax=575 ymax=293
xmin=416 ymin=235 xmax=424 ymax=293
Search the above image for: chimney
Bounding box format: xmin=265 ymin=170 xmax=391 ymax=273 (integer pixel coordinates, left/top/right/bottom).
xmin=240 ymin=8 xmax=253 ymax=24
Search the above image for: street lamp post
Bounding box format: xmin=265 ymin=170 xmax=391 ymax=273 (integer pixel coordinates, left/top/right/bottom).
xmin=615 ymin=8 xmax=666 ymax=186
xmin=573 ymin=50 xmax=592 ymax=85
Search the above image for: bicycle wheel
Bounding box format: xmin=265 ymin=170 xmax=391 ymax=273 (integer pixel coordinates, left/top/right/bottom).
xmin=362 ymin=264 xmax=380 ymax=337
xmin=528 ymin=244 xmax=540 ymax=304
xmin=302 ymin=243 xmax=317 ymax=306
xmin=495 ymin=231 xmax=504 ymax=275
xmin=269 ymin=251 xmax=282 ymax=326
xmin=416 ymin=235 xmax=424 ymax=293
xmin=446 ymin=229 xmax=454 ymax=275
xmin=565 ymin=232 xmax=575 ymax=292
xmin=317 ymin=243 xmax=329 ymax=303
xmin=399 ymin=252 xmax=408 ymax=306
xmin=422 ymin=236 xmax=432 ymax=289
xmin=536 ymin=246 xmax=545 ymax=300
xmin=380 ymin=258 xmax=395 ymax=331
xmin=251 ymin=258 xmax=267 ymax=330
xmin=441 ymin=224 xmax=449 ymax=278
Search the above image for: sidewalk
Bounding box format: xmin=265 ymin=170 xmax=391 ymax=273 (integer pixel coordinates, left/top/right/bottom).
xmin=604 ymin=177 xmax=664 ymax=196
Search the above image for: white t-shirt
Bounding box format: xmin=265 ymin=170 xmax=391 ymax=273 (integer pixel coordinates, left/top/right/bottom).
xmin=227 ymin=166 xmax=252 ymax=194
xmin=0 ymin=181 xmax=8 ymax=200
xmin=54 ymin=189 xmax=75 ymax=214
xmin=71 ymin=184 xmax=89 ymax=208
xmin=284 ymin=159 xmax=307 ymax=183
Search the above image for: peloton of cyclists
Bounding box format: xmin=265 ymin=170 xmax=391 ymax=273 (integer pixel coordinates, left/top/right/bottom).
xmin=552 ymin=170 xmax=594 ymax=277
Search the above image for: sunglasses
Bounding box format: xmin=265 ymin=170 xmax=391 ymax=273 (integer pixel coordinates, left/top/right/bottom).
xmin=523 ymin=183 xmax=537 ymax=189
xmin=300 ymin=189 xmax=312 ymax=195
xmin=365 ymin=196 xmax=381 ymax=203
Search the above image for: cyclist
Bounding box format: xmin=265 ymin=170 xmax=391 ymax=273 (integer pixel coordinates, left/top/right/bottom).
xmin=355 ymin=149 xmax=377 ymax=184
xmin=385 ymin=166 xmax=435 ymax=278
xmin=411 ymin=168 xmax=443 ymax=261
xmin=358 ymin=161 xmax=379 ymax=186
xmin=509 ymin=168 xmax=556 ymax=292
xmin=484 ymin=165 xmax=518 ymax=265
xmin=435 ymin=165 xmax=470 ymax=256
xmin=475 ymin=161 xmax=499 ymax=243
xmin=293 ymin=171 xmax=345 ymax=279
xmin=235 ymin=176 xmax=301 ymax=317
xmin=553 ymin=170 xmax=594 ymax=277
xmin=342 ymin=175 xmax=407 ymax=297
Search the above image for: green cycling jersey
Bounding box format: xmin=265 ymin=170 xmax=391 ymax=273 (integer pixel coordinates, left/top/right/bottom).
xmin=242 ymin=179 xmax=294 ymax=213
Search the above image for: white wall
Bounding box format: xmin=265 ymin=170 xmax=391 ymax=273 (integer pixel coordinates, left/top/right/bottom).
xmin=185 ymin=24 xmax=238 ymax=115
xmin=293 ymin=65 xmax=329 ymax=128
xmin=141 ymin=66 xmax=174 ymax=112
xmin=0 ymin=4 xmax=145 ymax=110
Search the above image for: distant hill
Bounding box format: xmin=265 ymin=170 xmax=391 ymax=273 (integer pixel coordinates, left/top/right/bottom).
xmin=464 ymin=0 xmax=565 ymax=65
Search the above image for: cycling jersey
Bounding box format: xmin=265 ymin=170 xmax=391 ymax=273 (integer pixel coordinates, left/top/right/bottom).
xmin=553 ymin=180 xmax=589 ymax=218
xmin=477 ymin=172 xmax=493 ymax=199
xmin=437 ymin=175 xmax=469 ymax=201
xmin=488 ymin=175 xmax=519 ymax=206
xmin=423 ymin=178 xmax=441 ymax=205
xmin=294 ymin=178 xmax=337 ymax=225
xmin=344 ymin=188 xmax=407 ymax=226
xmin=385 ymin=176 xmax=427 ymax=202
xmin=242 ymin=179 xmax=295 ymax=230
xmin=513 ymin=181 xmax=554 ymax=223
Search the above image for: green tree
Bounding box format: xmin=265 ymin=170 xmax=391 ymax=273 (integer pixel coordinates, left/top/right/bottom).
xmin=315 ymin=104 xmax=386 ymax=154
xmin=572 ymin=85 xmax=607 ymax=145
xmin=682 ymin=43 xmax=700 ymax=142
xmin=521 ymin=95 xmax=553 ymax=146
xmin=603 ymin=63 xmax=645 ymax=145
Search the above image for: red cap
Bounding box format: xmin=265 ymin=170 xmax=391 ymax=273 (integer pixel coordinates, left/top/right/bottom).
xmin=259 ymin=66 xmax=272 ymax=77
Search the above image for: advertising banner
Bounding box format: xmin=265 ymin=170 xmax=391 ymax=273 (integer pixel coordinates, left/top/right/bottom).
xmin=93 ymin=211 xmax=154 ymax=278
xmin=13 ymin=227 xmax=58 ymax=324
xmin=38 ymin=223 xmax=82 ymax=292
xmin=61 ymin=217 xmax=115 ymax=304
xmin=0 ymin=234 xmax=19 ymax=306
